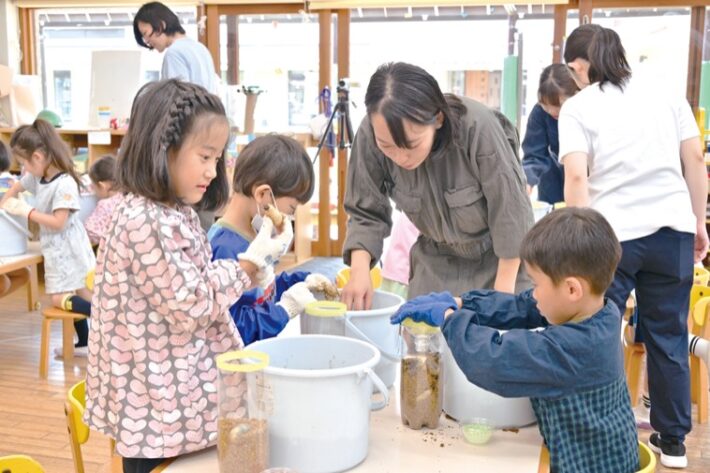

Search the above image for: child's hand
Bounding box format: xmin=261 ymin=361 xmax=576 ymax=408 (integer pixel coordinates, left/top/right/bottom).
xmin=239 ymin=216 xmax=294 ymax=269
xmin=390 ymin=292 xmax=458 ymax=327
xmin=305 ymin=273 xmax=339 ymax=300
xmin=278 ymin=282 xmax=316 ymax=319
xmin=2 ymin=197 xmax=33 ymax=218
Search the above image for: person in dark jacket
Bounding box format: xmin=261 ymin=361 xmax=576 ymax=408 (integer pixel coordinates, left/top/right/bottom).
xmin=522 ymin=64 xmax=579 ymax=204
xmin=391 ymin=207 xmax=639 ymax=473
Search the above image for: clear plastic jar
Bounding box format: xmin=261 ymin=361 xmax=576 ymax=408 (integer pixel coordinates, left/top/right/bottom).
xmin=400 ymin=319 xmax=443 ymax=429
xmin=301 ymin=300 xmax=347 ymax=336
xmin=217 ymin=350 xmax=271 ymax=473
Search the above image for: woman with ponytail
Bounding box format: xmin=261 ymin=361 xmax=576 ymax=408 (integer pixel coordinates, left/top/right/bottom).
xmin=560 ymin=24 xmax=707 ymax=469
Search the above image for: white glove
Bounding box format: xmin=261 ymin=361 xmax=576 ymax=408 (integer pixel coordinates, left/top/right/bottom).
xmin=239 ymin=216 xmax=294 ymax=269
xmin=256 ymin=265 xmax=275 ymax=290
xmin=3 ymin=197 xmax=34 ymax=219
xmin=277 ymin=282 xmax=316 ymax=319
xmin=305 ymin=273 xmax=339 ymax=300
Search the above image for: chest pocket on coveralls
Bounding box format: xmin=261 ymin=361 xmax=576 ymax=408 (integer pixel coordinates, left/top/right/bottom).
xmin=444 ymin=185 xmax=487 ymax=235
xmin=393 ymin=190 xmax=422 ymax=219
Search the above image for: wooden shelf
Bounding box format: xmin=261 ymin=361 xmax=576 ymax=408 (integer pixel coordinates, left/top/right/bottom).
xmin=0 ymin=127 xmax=125 ymax=171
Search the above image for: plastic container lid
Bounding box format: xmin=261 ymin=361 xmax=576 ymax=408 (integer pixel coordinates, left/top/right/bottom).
xmin=216 ymin=350 xmax=269 ymax=373
xmin=305 ymin=300 xmax=347 ymax=318
xmin=402 ymin=318 xmax=440 ymax=334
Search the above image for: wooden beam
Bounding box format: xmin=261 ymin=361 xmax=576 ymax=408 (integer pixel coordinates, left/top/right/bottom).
xmin=687 ymin=6 xmax=706 ymax=111
xmin=197 ymin=4 xmax=207 ymax=47
xmin=578 ymin=0 xmax=593 ymax=25
xmin=334 ymin=8 xmax=350 ymax=256
xmin=226 ymin=15 xmax=239 ymax=85
xmin=552 ymin=4 xmax=567 ymax=63
xmin=314 ymin=10 xmax=332 ymax=257
xmin=205 ymin=4 xmax=221 ymax=75
xmin=217 ymin=3 xmax=303 ymax=15
xmin=568 ymin=0 xmax=709 ymax=7
xmin=19 ymin=8 xmax=37 ymax=75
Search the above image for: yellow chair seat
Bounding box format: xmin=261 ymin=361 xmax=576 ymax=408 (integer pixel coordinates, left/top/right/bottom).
xmin=538 ymin=441 xmax=655 ymax=473
xmin=0 ymin=455 xmax=44 ymax=473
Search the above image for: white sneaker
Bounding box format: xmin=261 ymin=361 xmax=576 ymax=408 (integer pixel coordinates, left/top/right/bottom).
xmin=633 ymin=404 xmax=651 ymax=430
xmin=53 ymin=345 xmax=88 ymax=358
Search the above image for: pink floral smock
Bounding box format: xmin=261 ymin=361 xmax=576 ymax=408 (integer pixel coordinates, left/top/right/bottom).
xmin=85 ymin=193 xmax=250 ymax=459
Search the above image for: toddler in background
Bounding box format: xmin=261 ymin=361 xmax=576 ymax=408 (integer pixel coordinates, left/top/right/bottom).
xmin=0 ymin=119 xmax=95 ymax=355
xmin=380 ymin=209 xmax=419 ymax=299
xmin=84 ymin=154 xmax=121 ymax=245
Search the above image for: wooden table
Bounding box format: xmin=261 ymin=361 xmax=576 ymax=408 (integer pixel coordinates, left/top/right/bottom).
xmin=0 ymin=241 xmax=42 ymax=311
xmin=159 ymin=384 xmax=543 ymax=473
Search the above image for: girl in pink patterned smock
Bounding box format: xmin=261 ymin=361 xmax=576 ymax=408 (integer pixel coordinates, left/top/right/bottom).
xmin=84 ymin=79 xmax=293 ymax=473
xmin=84 ymin=154 xmax=122 ymax=245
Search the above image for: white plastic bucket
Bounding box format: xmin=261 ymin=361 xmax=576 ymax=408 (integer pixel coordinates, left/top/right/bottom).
xmin=246 ymin=335 xmax=389 ymax=473
xmin=532 ymin=201 xmax=552 ymax=222
xmin=0 ymin=209 xmax=30 ymax=256
xmin=442 ymin=343 xmax=537 ymax=428
xmin=344 ymin=290 xmax=403 ymax=388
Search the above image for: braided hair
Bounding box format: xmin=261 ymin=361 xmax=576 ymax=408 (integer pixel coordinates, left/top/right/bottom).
xmin=117 ymin=79 xmax=230 ymax=211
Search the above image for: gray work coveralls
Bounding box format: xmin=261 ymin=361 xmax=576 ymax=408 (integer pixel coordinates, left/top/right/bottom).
xmin=343 ymin=97 xmax=533 ymax=297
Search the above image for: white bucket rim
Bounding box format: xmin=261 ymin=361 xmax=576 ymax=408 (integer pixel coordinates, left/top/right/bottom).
xmin=345 ymin=290 xmax=404 ymax=318
xmin=245 ymin=334 xmax=382 ymax=379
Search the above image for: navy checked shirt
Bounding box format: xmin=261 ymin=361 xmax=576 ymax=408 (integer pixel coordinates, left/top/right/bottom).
xmin=442 ymin=289 xmax=639 ymax=473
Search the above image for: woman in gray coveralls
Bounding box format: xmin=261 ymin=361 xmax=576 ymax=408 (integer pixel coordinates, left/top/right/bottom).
xmin=341 ymin=62 xmax=533 ymax=310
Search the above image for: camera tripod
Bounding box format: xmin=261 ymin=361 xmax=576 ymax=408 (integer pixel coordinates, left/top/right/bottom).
xmin=312 ymin=79 xmax=354 ymax=165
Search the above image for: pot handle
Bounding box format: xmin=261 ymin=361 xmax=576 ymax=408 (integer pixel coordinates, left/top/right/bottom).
xmin=0 ymin=209 xmax=32 ymax=238
xmin=364 ymin=368 xmax=389 ymax=411
xmin=344 ymin=315 xmax=401 ymax=362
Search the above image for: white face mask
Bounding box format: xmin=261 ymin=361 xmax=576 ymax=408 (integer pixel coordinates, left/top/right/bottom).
xmin=251 ymin=190 xmax=276 ymax=234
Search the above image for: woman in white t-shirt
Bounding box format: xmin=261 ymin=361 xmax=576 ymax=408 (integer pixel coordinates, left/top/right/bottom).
xmin=559 ymin=24 xmax=708 ymax=470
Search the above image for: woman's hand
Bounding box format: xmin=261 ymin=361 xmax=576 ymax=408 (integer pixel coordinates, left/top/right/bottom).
xmin=340 ymin=251 xmax=374 ymax=310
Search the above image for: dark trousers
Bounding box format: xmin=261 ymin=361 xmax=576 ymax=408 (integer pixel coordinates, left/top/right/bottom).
xmin=606 ymin=227 xmax=694 ymax=441
xmin=122 ymin=457 xmax=166 ymax=473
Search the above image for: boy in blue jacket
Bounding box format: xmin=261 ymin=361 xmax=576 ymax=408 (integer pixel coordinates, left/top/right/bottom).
xmin=210 ymin=135 xmax=336 ymax=344
xmin=392 ymin=207 xmax=639 ymax=473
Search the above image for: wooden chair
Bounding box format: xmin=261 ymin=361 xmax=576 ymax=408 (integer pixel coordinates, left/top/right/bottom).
xmin=0 ymin=455 xmax=44 ymax=473
xmin=624 ymin=283 xmax=710 ymax=422
xmin=538 ymin=442 xmax=655 ymax=473
xmin=622 ymin=296 xmax=645 ymax=406
xmin=65 ymin=380 xmax=121 ymax=473
xmin=689 ymin=286 xmax=710 ymax=424
xmin=39 ymin=307 xmax=87 ymax=378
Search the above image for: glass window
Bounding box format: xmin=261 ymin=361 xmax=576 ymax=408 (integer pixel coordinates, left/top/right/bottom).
xmin=53 ymin=70 xmax=71 ymax=121
xmin=37 ymin=8 xmax=193 ymax=126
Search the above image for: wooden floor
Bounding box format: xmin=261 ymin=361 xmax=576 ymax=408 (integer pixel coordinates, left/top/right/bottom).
xmin=2 ymin=285 xmax=710 ymax=473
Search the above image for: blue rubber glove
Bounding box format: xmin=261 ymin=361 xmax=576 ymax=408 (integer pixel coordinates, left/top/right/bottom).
xmin=390 ymin=292 xmax=458 ymax=327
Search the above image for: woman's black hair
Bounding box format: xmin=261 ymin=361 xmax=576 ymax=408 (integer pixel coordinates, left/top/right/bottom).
xmin=564 ymin=24 xmax=631 ymax=90
xmin=117 ymin=79 xmax=230 ymax=212
xmin=538 ymin=64 xmax=580 ymax=107
xmin=365 ymin=62 xmax=465 ymax=153
xmin=133 ymin=2 xmax=186 ymax=49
